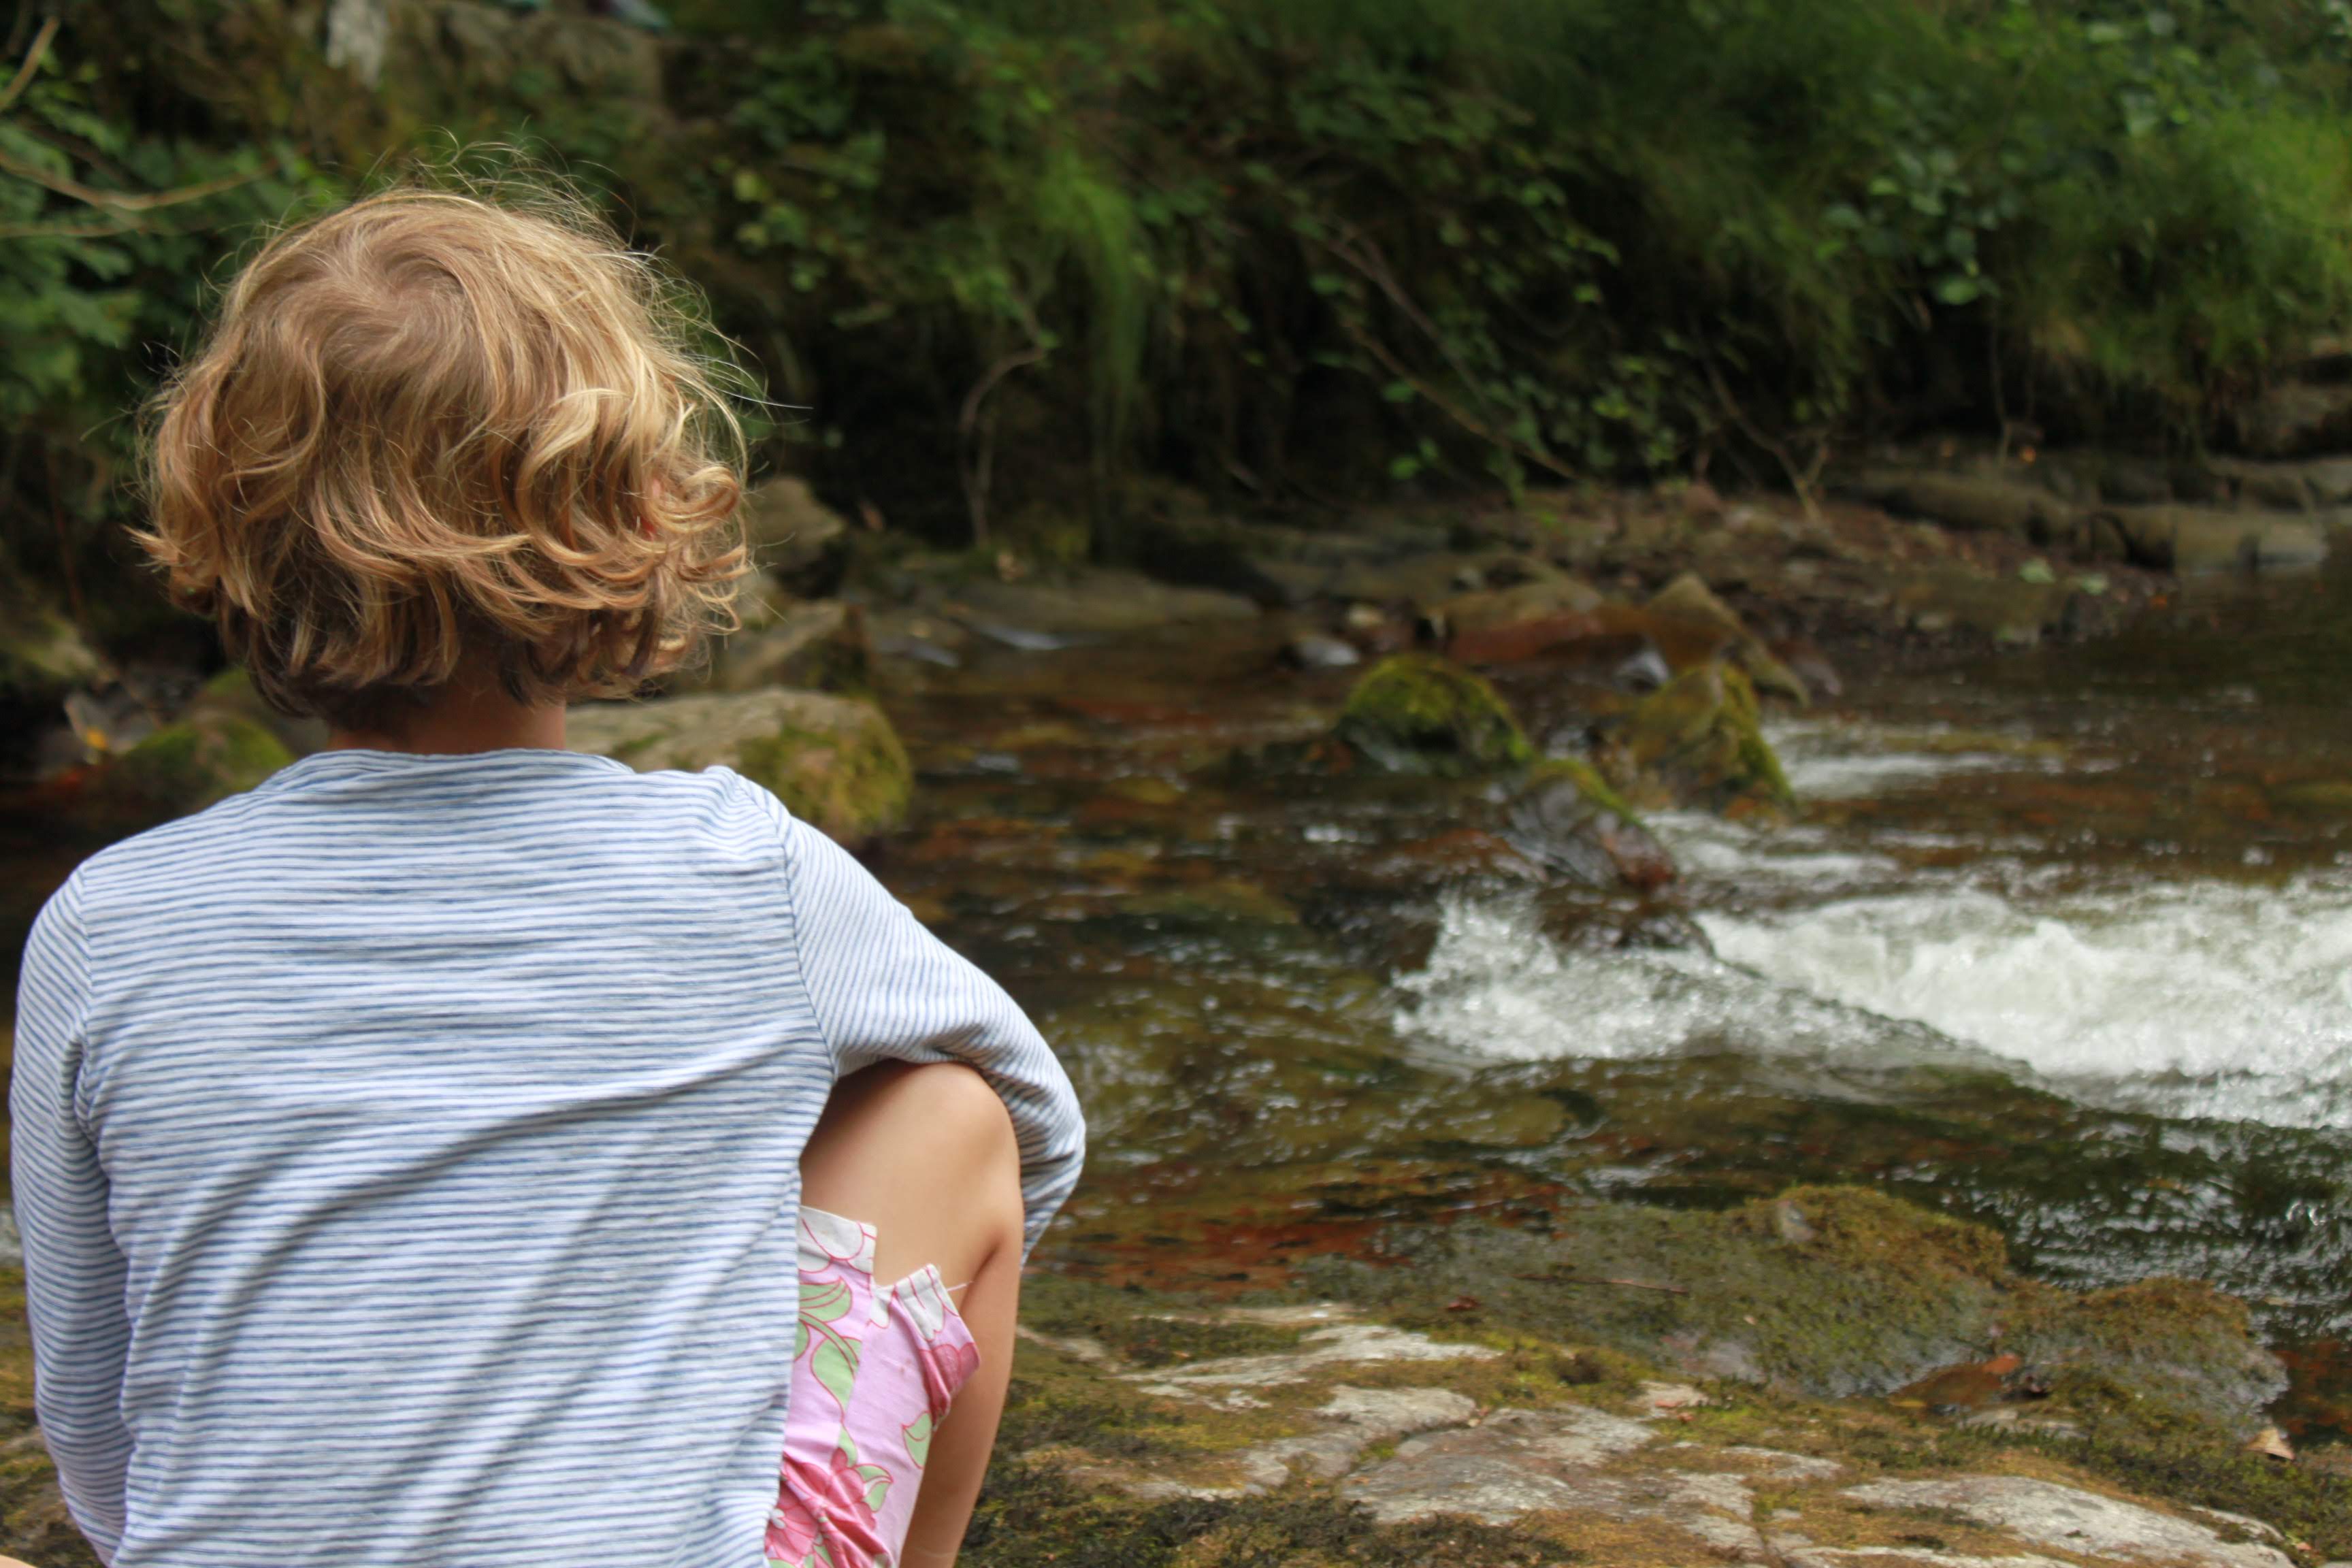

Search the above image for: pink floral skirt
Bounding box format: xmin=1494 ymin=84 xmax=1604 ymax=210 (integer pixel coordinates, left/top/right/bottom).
xmin=766 ymin=1207 xmax=981 ymax=1568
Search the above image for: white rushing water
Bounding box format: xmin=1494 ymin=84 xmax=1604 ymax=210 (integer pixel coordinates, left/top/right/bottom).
xmin=1399 ymin=719 xmax=2352 ymax=1130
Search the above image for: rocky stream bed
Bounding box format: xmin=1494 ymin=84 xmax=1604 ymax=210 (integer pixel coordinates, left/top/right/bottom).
xmin=7 ymin=449 xmax=2352 ymax=1564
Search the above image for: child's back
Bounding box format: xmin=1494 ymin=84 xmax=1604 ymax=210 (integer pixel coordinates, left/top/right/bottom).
xmin=21 ymin=749 xmax=1079 ymax=1567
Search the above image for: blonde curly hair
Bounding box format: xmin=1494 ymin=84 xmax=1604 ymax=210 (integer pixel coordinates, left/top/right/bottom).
xmin=142 ymin=183 xmax=748 ymax=727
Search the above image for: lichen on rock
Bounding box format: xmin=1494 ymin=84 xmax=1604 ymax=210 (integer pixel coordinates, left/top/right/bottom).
xmin=1335 ymin=654 xmax=1535 ymax=777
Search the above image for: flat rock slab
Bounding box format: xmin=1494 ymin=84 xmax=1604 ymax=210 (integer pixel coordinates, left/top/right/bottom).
xmin=1341 ymin=1405 xmax=1768 ymax=1558
xmin=1125 ymin=1321 xmax=1498 ymax=1404
xmin=949 ymin=570 xmax=1260 ymax=636
xmin=1844 ymin=1476 xmax=2295 ymax=1568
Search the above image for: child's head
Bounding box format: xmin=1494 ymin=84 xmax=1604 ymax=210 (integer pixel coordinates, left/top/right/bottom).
xmin=142 ymin=184 xmax=747 ymax=728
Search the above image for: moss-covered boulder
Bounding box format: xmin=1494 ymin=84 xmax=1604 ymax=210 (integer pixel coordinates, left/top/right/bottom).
xmin=1336 ymin=654 xmax=1534 ymax=777
xmin=0 ymin=582 xmax=101 ymax=701
xmin=1316 ymin=1186 xmax=2286 ymax=1436
xmin=568 ymin=688 xmax=912 ymax=843
xmin=1613 ymin=661 xmax=1792 ymax=814
xmin=92 ymin=710 xmax=295 ymax=819
xmin=1504 ymin=758 xmax=1676 ymax=890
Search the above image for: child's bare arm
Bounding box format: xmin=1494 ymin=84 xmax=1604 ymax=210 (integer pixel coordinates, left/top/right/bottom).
xmin=779 ymin=808 xmax=1085 ymax=1257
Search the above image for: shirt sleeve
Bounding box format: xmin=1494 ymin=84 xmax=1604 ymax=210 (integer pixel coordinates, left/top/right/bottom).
xmin=11 ymin=872 xmax=131 ymax=1561
xmin=779 ymin=813 xmax=1085 ymax=1258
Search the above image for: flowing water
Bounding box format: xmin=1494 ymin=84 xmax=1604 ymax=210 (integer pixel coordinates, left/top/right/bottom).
xmin=869 ymin=560 xmax=2352 ymax=1435
xmin=4 ymin=562 xmax=2351 ymax=1431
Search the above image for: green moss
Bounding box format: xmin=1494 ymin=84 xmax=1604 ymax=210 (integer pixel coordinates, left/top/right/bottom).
xmin=95 ymin=713 xmax=294 ymax=819
xmin=1335 ymin=654 xmax=1534 ymax=777
xmin=1022 ymin=1277 xmax=1311 ymax=1370
xmin=1618 ymin=662 xmax=1793 ymax=813
xmin=1525 ymin=756 xmax=1644 ymax=824
xmin=735 ymin=706 xmax=914 ymax=843
xmin=962 ymin=1456 xmax=1575 ymax=1568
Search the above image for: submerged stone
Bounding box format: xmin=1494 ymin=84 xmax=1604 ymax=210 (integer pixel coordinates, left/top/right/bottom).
xmin=1335 ymin=654 xmax=1535 ymax=776
xmin=1505 ymin=757 xmax=1676 ymax=891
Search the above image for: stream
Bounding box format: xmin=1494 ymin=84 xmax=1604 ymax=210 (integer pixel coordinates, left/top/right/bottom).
xmin=3 ymin=560 xmax=2350 ymax=1437
xmin=872 ymin=559 xmax=2352 ymax=1438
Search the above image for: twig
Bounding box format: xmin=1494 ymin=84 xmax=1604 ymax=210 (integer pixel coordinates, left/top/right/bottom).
xmin=0 ymin=148 xmax=267 ymax=215
xmin=1513 ymin=1272 xmax=1690 ymax=1296
xmin=0 ymin=216 xmax=134 ymax=240
xmin=957 ymin=344 xmax=1049 ymax=547
xmin=0 ymin=16 xmax=56 ymax=116
xmin=1315 ymin=225 xmax=1499 ymax=427
xmin=1344 ymin=321 xmax=1580 ymax=485
xmin=1699 ymin=348 xmax=1827 ymax=521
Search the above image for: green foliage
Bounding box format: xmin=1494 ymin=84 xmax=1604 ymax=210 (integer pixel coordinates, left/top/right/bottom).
xmin=6 ymin=0 xmax=2352 ymax=641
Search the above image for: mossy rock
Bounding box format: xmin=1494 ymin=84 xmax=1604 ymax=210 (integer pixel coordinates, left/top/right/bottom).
xmin=92 ymin=711 xmax=295 ymax=819
xmin=1614 ymin=662 xmax=1793 ymax=814
xmin=0 ymin=591 xmax=101 ymax=700
xmin=1335 ymin=654 xmax=1534 ymax=777
xmin=1307 ymin=1186 xmax=2283 ymax=1437
xmin=568 ymin=688 xmax=913 ymax=843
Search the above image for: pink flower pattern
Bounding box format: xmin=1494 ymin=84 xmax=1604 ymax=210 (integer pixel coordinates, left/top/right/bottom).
xmin=766 ymin=1209 xmax=980 ymax=1568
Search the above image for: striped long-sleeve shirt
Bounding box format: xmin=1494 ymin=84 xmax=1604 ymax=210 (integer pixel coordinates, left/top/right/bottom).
xmin=10 ymin=747 xmax=1085 ymax=1568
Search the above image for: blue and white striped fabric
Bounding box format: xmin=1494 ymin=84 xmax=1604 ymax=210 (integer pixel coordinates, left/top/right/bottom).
xmin=10 ymin=747 xmax=1084 ymax=1568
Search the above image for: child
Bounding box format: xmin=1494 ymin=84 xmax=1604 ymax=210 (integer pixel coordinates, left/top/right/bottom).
xmin=11 ymin=186 xmax=1084 ymax=1568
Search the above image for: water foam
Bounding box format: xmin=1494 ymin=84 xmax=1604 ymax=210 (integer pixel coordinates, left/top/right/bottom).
xmin=1401 ymin=702 xmax=2352 ymax=1128
xmin=1702 ymin=875 xmax=2352 ymax=1128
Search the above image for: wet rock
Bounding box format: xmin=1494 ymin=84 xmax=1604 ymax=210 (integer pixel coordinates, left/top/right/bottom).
xmin=1283 ymin=632 xmax=1363 ymax=670
xmin=1431 ymin=571 xmax=1605 ymax=640
xmin=1505 ymin=758 xmax=1677 ymax=891
xmin=568 ymin=688 xmax=911 ymax=843
xmin=1614 ymin=662 xmax=1793 ymax=814
xmin=1842 ymin=470 xmax=2080 ymax=546
xmin=740 ymin=476 xmax=849 ymax=595
xmin=708 ymin=598 xmax=870 ymax=693
xmin=1335 ymin=654 xmax=1535 ymax=777
xmin=92 ymin=708 xmax=295 ymax=819
xmin=1843 ymin=1477 xmax=2293 ymax=1568
xmin=2106 ymin=506 xmax=2330 ymax=573
xmin=947 ymin=568 xmax=1259 ymax=637
xmin=2231 ymin=380 xmax=2352 ymax=459
xmin=1646 ymin=571 xmax=1808 ymax=702
xmin=1328 ymin=551 xmax=1494 ymax=611
xmin=1612 ymin=644 xmax=1672 ymax=691
xmin=1895 ymin=567 xmax=2061 ymax=645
